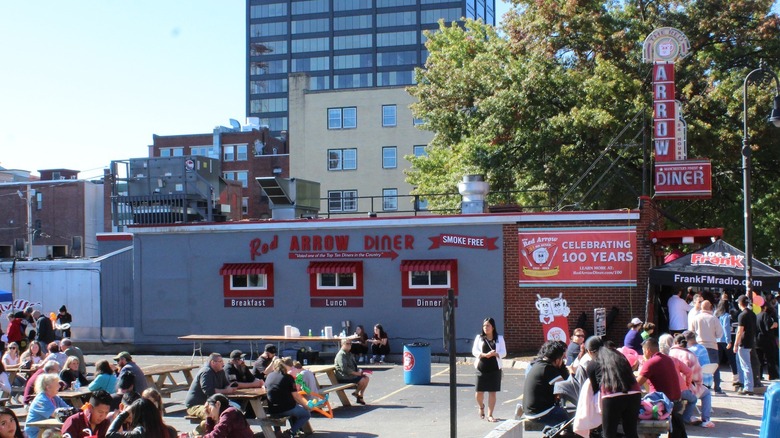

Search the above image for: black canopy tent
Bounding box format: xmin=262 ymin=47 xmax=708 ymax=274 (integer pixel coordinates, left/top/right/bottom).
xmin=649 ymin=239 xmax=780 ymax=292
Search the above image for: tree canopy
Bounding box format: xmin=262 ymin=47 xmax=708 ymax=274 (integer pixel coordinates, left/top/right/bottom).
xmin=408 ymin=0 xmax=780 ymax=261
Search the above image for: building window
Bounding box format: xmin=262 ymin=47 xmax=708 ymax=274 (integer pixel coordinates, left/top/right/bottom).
xmin=159 ymin=148 xmax=183 ymax=157
xmin=382 ymin=105 xmax=397 ymax=127
xmin=36 ymin=192 xmax=43 ymax=210
xmin=224 ymin=171 xmax=249 ymax=188
xmin=413 ymin=117 xmax=425 ymax=126
xmin=334 ymin=0 xmax=372 ymax=11
xmin=383 ymin=188 xmax=398 ymax=211
xmin=382 ymin=147 xmax=397 ymax=169
xmin=219 ymin=263 xmax=274 ymax=299
xmin=377 ymin=11 xmax=417 ymax=27
xmin=377 ymin=31 xmax=417 ymax=47
xmin=377 ymin=70 xmax=415 ymax=86
xmin=334 ymin=34 xmax=373 ymax=50
xmin=307 ymin=261 xmax=364 ymax=297
xmin=333 ymin=73 xmax=373 ymax=89
xmin=237 ymin=145 xmax=248 ymax=161
xmin=223 ymin=146 xmax=235 ymax=162
xmin=413 ymin=145 xmax=428 ymax=157
xmin=249 ymin=3 xmax=287 ymax=19
xmin=291 ymin=57 xmax=330 ymax=72
xmin=328 ymin=190 xmax=358 ymax=212
xmin=292 ymin=0 xmax=329 ymax=15
xmin=242 ymin=197 xmax=249 ymax=215
xmin=333 ymin=54 xmax=373 ymax=69
xmin=400 ymin=259 xmax=458 ymax=296
xmin=327 ymin=107 xmax=357 ymax=129
xmin=328 ymin=149 xmax=357 ymax=171
xmin=191 ymin=146 xmax=209 ymax=157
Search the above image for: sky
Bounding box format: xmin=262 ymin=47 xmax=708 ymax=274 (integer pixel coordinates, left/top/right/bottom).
xmin=6 ymin=1 xmax=776 ymax=180
xmin=0 ymin=1 xmax=513 ymax=180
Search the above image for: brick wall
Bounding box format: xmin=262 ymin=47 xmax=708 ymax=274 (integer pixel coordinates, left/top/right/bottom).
xmin=503 ymin=197 xmax=665 ymax=353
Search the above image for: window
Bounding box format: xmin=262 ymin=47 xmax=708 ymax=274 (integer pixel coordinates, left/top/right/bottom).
xmin=36 ymin=192 xmax=42 ymax=210
xmin=242 ymin=197 xmax=249 ymax=215
xmin=250 ymin=40 xmax=287 ymax=55
xmin=250 ymin=79 xmax=287 ymax=94
xmin=319 ymin=272 xmax=355 ymax=288
xmin=377 ymin=51 xmax=417 ymax=67
xmin=250 ymin=60 xmax=287 ymax=75
xmin=291 ymin=57 xmax=329 ymax=72
xmin=219 ymin=263 xmax=274 ymax=299
xmin=334 ymin=73 xmax=373 ymax=89
xmin=291 ymin=37 xmax=329 ymax=53
xmin=334 ymin=0 xmax=372 ymax=11
xmin=292 ymin=0 xmax=329 ymax=15
xmin=334 ymin=15 xmax=372 ymax=30
xmin=382 ymin=105 xmax=397 ymax=127
xmin=250 ymin=3 xmax=287 ymax=18
xmin=309 ymin=76 xmax=330 ymax=90
xmin=291 ymin=18 xmax=330 ymax=34
xmin=250 ymin=98 xmax=288 ymax=113
xmin=327 ymin=107 xmax=357 ymax=129
xmin=333 ymin=54 xmax=373 ymax=70
xmin=400 ymin=260 xmax=458 ymax=296
xmin=413 ymin=145 xmax=428 ymax=156
xmin=258 ymin=117 xmax=288 ymax=132
xmin=377 ymin=70 xmax=415 ymax=86
xmin=328 ymin=190 xmax=358 ymax=212
xmin=328 ymin=149 xmax=357 ymax=170
xmin=383 ymin=188 xmax=398 ymax=211
xmin=334 ymin=34 xmax=372 ymax=50
xmin=250 ymin=22 xmax=287 ymax=38
xmin=413 ymin=117 xmax=426 ymax=126
xmin=223 ymin=146 xmax=235 ymax=162
xmin=236 ymin=145 xmax=248 ymax=161
xmin=422 ymin=8 xmax=462 ymax=24
xmin=382 ymin=147 xmax=397 ymax=168
xmin=377 ymin=31 xmax=417 ymax=47
xmin=224 ymin=171 xmax=249 ymax=188
xmin=159 ymin=148 xmax=183 ymax=157
xmin=307 ymin=261 xmax=364 ymax=298
xmin=377 ymin=12 xmax=417 ymax=27
xmin=190 ymin=146 xmax=210 ymax=157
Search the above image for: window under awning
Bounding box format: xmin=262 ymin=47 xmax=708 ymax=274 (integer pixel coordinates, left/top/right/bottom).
xmin=307 ymin=261 xmax=360 ymax=274
xmin=219 ymin=263 xmax=272 ymax=276
xmin=400 ymin=259 xmax=456 ymax=272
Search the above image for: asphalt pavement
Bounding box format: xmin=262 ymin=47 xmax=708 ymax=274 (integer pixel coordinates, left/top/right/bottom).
xmin=15 ymin=354 xmax=768 ymax=437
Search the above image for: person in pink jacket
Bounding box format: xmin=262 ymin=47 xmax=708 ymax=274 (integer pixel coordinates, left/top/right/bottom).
xmin=668 ymin=335 xmax=714 ymax=428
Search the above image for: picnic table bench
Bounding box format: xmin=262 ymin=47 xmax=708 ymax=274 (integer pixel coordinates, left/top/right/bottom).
xmin=228 ymin=387 xmax=314 ymax=438
xmin=179 ymin=334 xmax=348 ymax=363
xmin=304 ymin=364 xmax=357 ymax=407
xmin=141 ymin=363 xmax=197 ymax=397
xmin=58 ymin=387 xmax=92 ymax=409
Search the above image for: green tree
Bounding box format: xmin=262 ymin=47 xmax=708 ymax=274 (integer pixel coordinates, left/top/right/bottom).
xmin=408 ymin=0 xmax=780 ymax=260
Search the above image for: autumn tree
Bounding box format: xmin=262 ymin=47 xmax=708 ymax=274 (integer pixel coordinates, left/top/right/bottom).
xmin=408 ymin=0 xmax=780 ymax=260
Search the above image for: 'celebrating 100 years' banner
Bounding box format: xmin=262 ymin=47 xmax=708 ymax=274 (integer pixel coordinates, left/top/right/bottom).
xmin=518 ymin=227 xmax=637 ymax=287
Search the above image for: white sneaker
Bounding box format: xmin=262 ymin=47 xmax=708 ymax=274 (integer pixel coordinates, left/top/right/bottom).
xmin=701 ymin=421 xmax=715 ymax=428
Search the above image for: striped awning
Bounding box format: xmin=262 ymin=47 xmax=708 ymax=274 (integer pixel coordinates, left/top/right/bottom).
xmin=400 ymin=259 xmax=456 ymax=272
xmin=219 ymin=263 xmax=272 ymax=276
xmin=307 ymin=262 xmax=360 ymax=274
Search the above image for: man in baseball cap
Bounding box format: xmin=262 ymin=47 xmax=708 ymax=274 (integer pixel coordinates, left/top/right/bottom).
xmin=113 ymin=351 xmax=147 ymax=393
xmin=224 ymin=349 xmax=263 ymax=418
xmin=252 ymin=344 xmax=277 ymax=381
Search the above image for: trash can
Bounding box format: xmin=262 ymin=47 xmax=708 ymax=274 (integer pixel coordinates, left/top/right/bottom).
xmin=760 ymin=382 xmax=780 ymax=438
xmin=403 ymin=343 xmax=431 ymax=385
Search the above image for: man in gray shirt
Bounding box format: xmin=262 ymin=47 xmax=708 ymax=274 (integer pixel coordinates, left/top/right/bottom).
xmin=185 ymin=352 xmax=236 ymax=419
xmin=114 ymin=351 xmax=147 ymax=393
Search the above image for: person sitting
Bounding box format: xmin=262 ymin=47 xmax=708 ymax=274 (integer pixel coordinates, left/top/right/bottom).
xmin=184 ymin=353 xmax=235 ymax=425
xmin=24 ymin=360 xmax=60 ymax=406
xmin=224 ymin=350 xmax=263 ymax=389
xmin=0 ymin=406 xmax=25 ymax=438
xmin=114 ymin=351 xmax=147 ymax=394
xmin=59 ymin=356 xmax=89 ymax=390
xmin=252 ymin=344 xmax=277 ymax=381
xmin=369 ymin=324 xmax=389 ymax=363
xmin=89 ymin=360 xmax=118 ymax=393
xmin=623 ymin=318 xmax=644 ymax=354
xmin=42 ymin=342 xmax=67 ymax=368
xmin=334 ymin=338 xmax=369 ymax=405
xmin=61 ymin=338 xmax=86 ymax=376
xmin=292 ymin=361 xmax=320 ymax=396
xmin=637 ymin=338 xmax=687 ymax=438
xmin=106 ymin=398 xmax=175 ymax=437
xmin=522 ymin=340 xmax=570 ymax=426
xmin=265 ymin=358 xmax=311 ymax=438
xmin=19 ymin=340 xmax=45 ymax=375
xmin=641 ymin=322 xmax=656 ymax=341
xmin=565 ymin=328 xmax=586 ymax=367
xmin=142 ymin=388 xmax=178 ymax=437
xmin=350 ymin=325 xmax=370 ymax=363
xmin=25 ymin=373 xmax=70 ymax=438
xmin=201 ymin=393 xmax=254 ymax=438
xmin=61 ymin=389 xmax=112 ymax=438
xmin=672 ymin=334 xmax=714 ymax=428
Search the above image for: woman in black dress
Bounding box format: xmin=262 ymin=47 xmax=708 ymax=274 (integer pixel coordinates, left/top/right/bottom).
xmin=472 ymin=317 xmax=507 ymax=422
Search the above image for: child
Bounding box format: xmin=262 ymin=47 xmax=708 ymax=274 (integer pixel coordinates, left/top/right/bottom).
xmin=641 ymin=322 xmax=656 ymax=340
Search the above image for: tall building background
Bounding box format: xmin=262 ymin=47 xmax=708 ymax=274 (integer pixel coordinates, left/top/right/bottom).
xmin=246 ymin=0 xmax=496 ymax=135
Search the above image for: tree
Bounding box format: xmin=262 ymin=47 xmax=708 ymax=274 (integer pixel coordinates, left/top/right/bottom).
xmin=408 ymin=0 xmax=780 ymax=260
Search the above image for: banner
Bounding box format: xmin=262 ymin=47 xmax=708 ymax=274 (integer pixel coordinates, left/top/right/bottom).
xmin=518 ymin=227 xmax=637 ymax=287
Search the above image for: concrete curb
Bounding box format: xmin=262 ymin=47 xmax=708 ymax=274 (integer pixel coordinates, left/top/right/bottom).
xmin=484 ymin=419 xmax=524 ymax=437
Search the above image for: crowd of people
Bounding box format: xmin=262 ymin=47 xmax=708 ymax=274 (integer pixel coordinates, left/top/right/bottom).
xmin=512 ymin=289 xmax=778 ymax=438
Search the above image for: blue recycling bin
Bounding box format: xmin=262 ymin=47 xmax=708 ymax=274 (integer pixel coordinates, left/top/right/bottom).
xmin=760 ymin=382 xmax=780 ymax=438
xmin=403 ymin=343 xmax=431 ymax=385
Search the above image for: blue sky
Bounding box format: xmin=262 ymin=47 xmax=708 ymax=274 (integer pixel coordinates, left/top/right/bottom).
xmin=1 ymin=1 xmax=774 ymax=179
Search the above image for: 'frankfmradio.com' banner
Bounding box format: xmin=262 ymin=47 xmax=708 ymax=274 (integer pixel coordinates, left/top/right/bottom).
xmin=518 ymin=227 xmax=637 ymax=287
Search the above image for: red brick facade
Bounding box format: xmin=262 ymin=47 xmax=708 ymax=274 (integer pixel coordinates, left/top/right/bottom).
xmin=503 ymin=197 xmax=665 ymax=352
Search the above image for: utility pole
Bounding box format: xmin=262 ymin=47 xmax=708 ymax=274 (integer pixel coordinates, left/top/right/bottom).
xmin=26 ymin=184 xmax=33 ymax=261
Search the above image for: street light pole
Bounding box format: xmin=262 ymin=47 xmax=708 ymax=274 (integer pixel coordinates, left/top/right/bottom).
xmin=741 ymin=61 xmax=780 ymax=296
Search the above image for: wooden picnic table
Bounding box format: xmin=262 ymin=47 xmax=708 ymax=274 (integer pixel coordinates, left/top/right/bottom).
xmin=304 ymin=364 xmax=355 ymax=407
xmin=58 ymin=387 xmax=92 ymax=409
xmin=179 ymin=334 xmax=348 ymax=363
xmin=228 ymin=387 xmax=315 ymax=437
xmin=23 ymin=418 xmax=62 ymax=432
xmin=141 ymin=364 xmax=197 ymax=397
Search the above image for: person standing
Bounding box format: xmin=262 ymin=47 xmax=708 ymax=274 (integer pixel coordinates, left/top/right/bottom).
xmin=691 ymin=300 xmax=723 ymax=393
xmin=591 ymin=346 xmax=641 ymax=438
xmin=623 ymin=318 xmax=644 ymax=354
xmin=715 ymin=297 xmax=739 ymax=387
xmin=756 ymin=300 xmax=779 ymax=380
xmin=687 ymin=294 xmax=703 ymax=331
xmin=668 ymin=289 xmax=692 ymax=335
xmin=472 ymin=317 xmax=507 ymax=423
xmin=733 ymin=295 xmax=758 ymax=395
xmin=56 ymin=305 xmax=72 ymax=338
xmin=33 ymin=311 xmax=55 ymax=346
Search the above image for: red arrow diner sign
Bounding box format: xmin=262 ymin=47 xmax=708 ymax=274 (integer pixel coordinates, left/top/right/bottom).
xmin=654 ymin=160 xmax=712 ymax=199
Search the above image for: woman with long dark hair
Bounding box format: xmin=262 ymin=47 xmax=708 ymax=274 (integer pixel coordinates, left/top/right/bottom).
xmin=592 ymin=347 xmax=641 ymax=438
xmin=715 ymin=294 xmax=739 ymax=385
xmin=106 ymin=398 xmax=171 ymax=437
xmin=350 ymin=325 xmax=370 ymax=364
xmin=472 ymin=317 xmax=507 ymax=423
xmin=202 ymin=393 xmax=254 ymax=438
xmin=369 ymin=324 xmax=389 ymax=363
xmin=0 ymin=406 xmax=23 ymax=438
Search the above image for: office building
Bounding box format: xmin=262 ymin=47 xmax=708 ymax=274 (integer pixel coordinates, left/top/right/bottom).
xmin=247 ymin=0 xmax=496 ymax=134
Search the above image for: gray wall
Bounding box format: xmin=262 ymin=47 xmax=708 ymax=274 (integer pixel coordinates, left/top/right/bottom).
xmin=132 ymin=220 xmax=507 ymax=354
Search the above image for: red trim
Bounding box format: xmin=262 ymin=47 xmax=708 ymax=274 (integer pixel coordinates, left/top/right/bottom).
xmin=400 ymin=259 xmax=456 ymax=272
xmin=96 ymin=234 xmax=133 ymax=241
xmin=649 ymin=228 xmax=723 ymax=245
xmin=221 ymin=264 xmax=274 ymax=298
xmin=219 ymin=263 xmax=272 ymax=276
xmin=306 ymin=262 xmax=360 ymax=274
